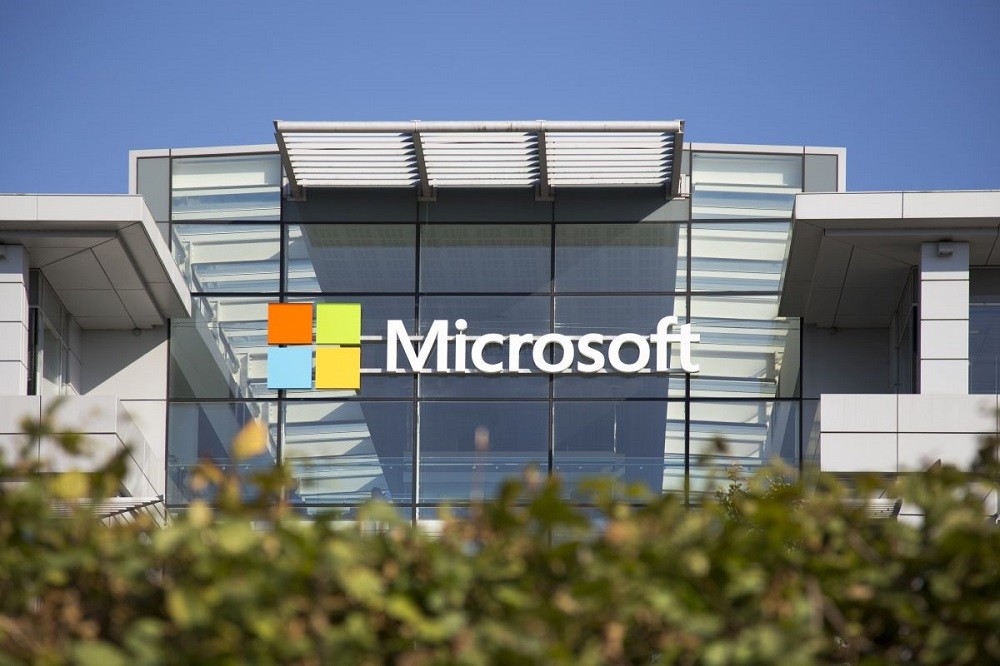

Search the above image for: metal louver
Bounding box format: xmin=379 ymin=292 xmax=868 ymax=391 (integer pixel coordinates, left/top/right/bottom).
xmin=275 ymin=120 xmax=684 ymax=199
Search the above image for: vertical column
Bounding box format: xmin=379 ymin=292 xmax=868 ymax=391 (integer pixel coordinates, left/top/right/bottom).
xmin=0 ymin=245 xmax=30 ymax=395
xmin=919 ymin=241 xmax=969 ymax=394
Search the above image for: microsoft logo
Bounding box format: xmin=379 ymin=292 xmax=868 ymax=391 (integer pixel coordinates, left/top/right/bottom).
xmin=266 ymin=303 xmax=362 ymax=390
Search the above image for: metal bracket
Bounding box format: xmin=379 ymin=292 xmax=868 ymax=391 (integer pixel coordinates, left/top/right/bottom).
xmin=274 ymin=129 xmax=305 ymax=201
xmin=666 ymin=128 xmax=688 ymax=200
xmin=411 ymin=130 xmax=436 ymax=201
xmin=284 ymin=182 xmax=306 ymax=202
xmin=535 ymin=130 xmax=554 ymax=201
xmin=675 ymin=173 xmax=691 ymax=199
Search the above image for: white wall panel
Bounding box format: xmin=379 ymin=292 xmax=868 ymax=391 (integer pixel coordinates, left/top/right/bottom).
xmin=820 ymin=394 xmax=897 ymax=432
xmin=820 ymin=433 xmax=896 ymax=472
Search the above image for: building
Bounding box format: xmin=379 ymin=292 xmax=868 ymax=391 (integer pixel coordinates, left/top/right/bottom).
xmin=0 ymin=120 xmax=996 ymax=523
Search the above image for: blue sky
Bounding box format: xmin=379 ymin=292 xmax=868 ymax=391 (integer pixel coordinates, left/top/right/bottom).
xmin=1 ymin=1 xmax=997 ymax=194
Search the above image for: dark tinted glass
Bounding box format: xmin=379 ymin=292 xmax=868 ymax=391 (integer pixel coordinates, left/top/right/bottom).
xmin=420 ymin=225 xmax=550 ymax=293
xmin=970 ymin=304 xmax=1000 ymax=393
xmin=555 ymin=224 xmax=685 ymax=292
xmin=418 ymin=401 xmax=548 ymax=501
xmin=554 ymin=295 xmax=681 ymax=335
xmin=554 ymin=401 xmax=686 ymax=496
xmin=420 ymin=296 xmax=549 ymax=335
xmin=287 ymin=225 xmax=415 ymax=293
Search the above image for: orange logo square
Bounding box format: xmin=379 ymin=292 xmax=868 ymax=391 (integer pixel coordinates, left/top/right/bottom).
xmin=267 ymin=303 xmax=313 ymax=345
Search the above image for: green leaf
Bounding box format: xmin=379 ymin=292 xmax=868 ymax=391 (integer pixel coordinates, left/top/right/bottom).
xmin=71 ymin=641 xmax=128 ymax=666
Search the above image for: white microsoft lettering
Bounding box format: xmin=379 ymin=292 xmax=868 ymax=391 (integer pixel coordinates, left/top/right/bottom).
xmin=387 ymin=316 xmax=700 ymax=374
xmin=386 ymin=319 xmax=448 ymax=372
xmin=576 ymin=333 xmax=605 ymax=372
xmin=471 ymin=334 xmax=505 ymax=374
xmin=533 ymin=333 xmax=574 ymax=373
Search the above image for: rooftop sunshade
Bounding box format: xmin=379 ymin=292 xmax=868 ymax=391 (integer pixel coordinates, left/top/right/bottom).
xmin=274 ymin=120 xmax=684 ymax=199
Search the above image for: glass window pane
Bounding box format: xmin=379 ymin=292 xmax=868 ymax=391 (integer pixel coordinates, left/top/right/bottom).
xmin=284 ymin=401 xmax=413 ymax=507
xmin=171 ymin=155 xmax=280 ymax=221
xmin=554 ymin=401 xmax=686 ymax=496
xmin=689 ymin=221 xmax=790 ymax=292
xmin=554 ymin=368 xmax=680 ymax=399
xmin=802 ymin=399 xmax=820 ymax=466
xmin=688 ymin=401 xmax=799 ymax=501
xmin=167 ymin=401 xmax=278 ymax=505
xmin=172 ymin=224 xmax=279 ymax=293
xmin=419 ymin=374 xmax=549 ymax=399
xmin=418 ymin=402 xmax=548 ymax=502
xmin=554 ymin=295 xmax=683 ymax=336
xmin=28 ymin=269 xmax=39 ymax=305
xmin=40 ymin=276 xmax=62 ymax=326
xmin=287 ymin=224 xmax=415 ymax=293
xmin=419 ymin=341 xmax=549 ymax=398
xmin=688 ymin=295 xmax=799 ymax=398
xmin=555 ymin=224 xmax=685 ymax=292
xmin=41 ymin=323 xmax=62 ymax=396
xmin=691 ymin=153 xmax=802 ymax=219
xmin=420 ymin=296 xmax=549 ymax=335
xmin=970 ymin=304 xmax=1000 ymax=393
xmin=420 ymin=225 xmax=550 ymax=293
xmin=170 ymin=297 xmax=273 ymax=399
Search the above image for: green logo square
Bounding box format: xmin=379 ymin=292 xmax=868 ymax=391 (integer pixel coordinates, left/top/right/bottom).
xmin=316 ymin=303 xmax=361 ymax=345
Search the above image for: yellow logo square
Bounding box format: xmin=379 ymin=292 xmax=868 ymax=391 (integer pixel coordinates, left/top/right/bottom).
xmin=315 ymin=346 xmax=361 ymax=390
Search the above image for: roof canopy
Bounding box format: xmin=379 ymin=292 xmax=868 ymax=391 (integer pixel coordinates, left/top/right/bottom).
xmin=0 ymin=195 xmax=191 ymax=329
xmin=274 ymin=120 xmax=684 ymax=199
xmin=780 ymin=191 xmax=1000 ymax=328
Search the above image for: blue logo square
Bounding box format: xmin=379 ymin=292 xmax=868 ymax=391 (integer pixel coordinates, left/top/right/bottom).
xmin=267 ymin=347 xmax=313 ymax=389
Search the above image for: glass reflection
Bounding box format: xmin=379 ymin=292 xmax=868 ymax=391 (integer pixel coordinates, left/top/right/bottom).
xmin=172 ymin=224 xmax=280 ymax=293
xmin=687 ymin=400 xmax=799 ymax=500
xmin=420 ymin=296 xmax=549 ymax=335
xmin=418 ymin=402 xmax=548 ymax=502
xmin=554 ymin=401 xmax=686 ymax=496
xmin=287 ymin=225 xmax=415 ymax=293
xmin=689 ymin=222 xmax=790 ymax=292
xmin=420 ymin=225 xmax=550 ymax=293
xmin=555 ymin=224 xmax=685 ymax=292
xmin=166 ymin=402 xmax=278 ymax=504
xmin=170 ymin=297 xmax=273 ymax=399
xmin=171 ymin=155 xmax=280 ymax=221
xmin=418 ymin=342 xmax=548 ymax=398
xmin=555 ymin=372 xmax=680 ymax=399
xmin=687 ymin=295 xmax=798 ymax=398
xmin=691 ymin=153 xmax=802 ymax=219
xmin=284 ymin=401 xmax=413 ymax=506
xmin=555 ymin=296 xmax=682 ymax=336
xmin=161 ymin=150 xmax=820 ymax=510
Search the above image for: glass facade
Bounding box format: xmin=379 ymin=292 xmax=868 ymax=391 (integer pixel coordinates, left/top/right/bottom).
xmin=970 ymin=268 xmax=1000 ymax=394
xmin=27 ymin=271 xmax=82 ymax=397
xmin=152 ymin=147 xmax=820 ymax=517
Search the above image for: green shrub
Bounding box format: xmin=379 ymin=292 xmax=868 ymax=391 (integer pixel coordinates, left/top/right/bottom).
xmin=1 ymin=413 xmax=998 ymax=664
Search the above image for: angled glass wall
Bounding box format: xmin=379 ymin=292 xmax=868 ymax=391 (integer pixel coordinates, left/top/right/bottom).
xmin=155 ymin=148 xmax=810 ymax=515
